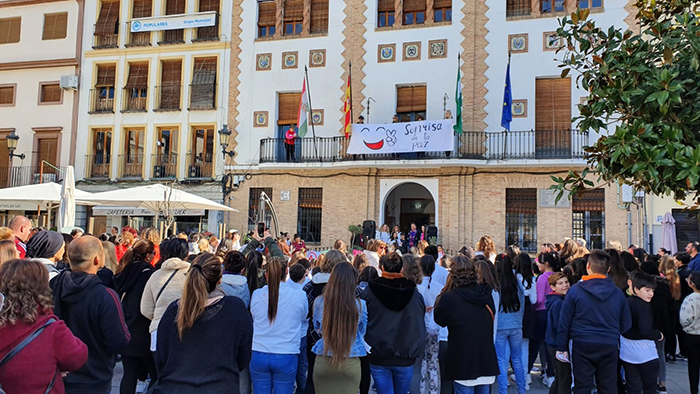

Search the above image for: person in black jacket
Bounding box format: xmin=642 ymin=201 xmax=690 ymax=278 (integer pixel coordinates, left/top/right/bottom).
xmin=51 ymin=236 xmax=131 ymax=394
xmin=362 ymin=252 xmax=426 ymax=394
xmin=640 ymin=261 xmax=674 ymax=393
xmin=676 ymin=252 xmax=693 ymax=358
xmin=434 ymin=255 xmax=498 ymax=394
xmin=114 ymin=240 xmax=156 ymax=394
xmin=151 ymin=253 xmax=253 ymax=393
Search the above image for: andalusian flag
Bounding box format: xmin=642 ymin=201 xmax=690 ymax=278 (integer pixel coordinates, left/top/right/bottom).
xmin=454 ymin=53 xmax=463 ymax=135
xmin=343 ymin=72 xmax=352 ymax=138
xmin=297 ymin=78 xmax=310 ymax=137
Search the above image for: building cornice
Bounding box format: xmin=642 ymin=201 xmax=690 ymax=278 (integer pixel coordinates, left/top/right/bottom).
xmin=0 ymin=0 xmax=77 ymax=8
xmin=0 ymin=58 xmax=79 ymax=71
xmin=83 ymin=41 xmax=229 ymax=58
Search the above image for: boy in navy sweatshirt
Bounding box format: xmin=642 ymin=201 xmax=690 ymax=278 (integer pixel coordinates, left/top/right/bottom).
xmin=545 ymin=272 xmax=571 ymax=394
xmin=621 ymin=271 xmax=662 ymax=394
xmin=556 ymin=250 xmax=631 ymax=394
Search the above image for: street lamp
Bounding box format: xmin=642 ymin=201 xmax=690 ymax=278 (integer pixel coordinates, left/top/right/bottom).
xmin=218 ymin=125 xmax=236 ymax=159
xmin=6 ymin=129 xmax=25 ymax=161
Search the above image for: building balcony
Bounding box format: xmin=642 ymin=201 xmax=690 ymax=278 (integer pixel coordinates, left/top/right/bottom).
xmin=155 ymin=85 xmax=181 ymax=111
xmin=189 ymin=83 xmax=216 ymax=110
xmin=259 ymin=129 xmax=587 ymax=164
xmin=85 ymin=155 xmax=111 ymax=179
xmin=117 ymin=154 xmax=144 ymax=179
xmin=127 ymin=25 xmax=151 ymax=47
xmin=194 ymin=13 xmax=220 ymax=42
xmin=92 ymin=24 xmax=119 ymax=49
xmin=0 ymin=166 xmax=65 ymax=188
xmin=88 ymin=88 xmax=115 ymax=114
xmin=151 ymin=153 xmax=178 ymax=179
xmin=186 ymin=153 xmax=213 ymax=179
xmin=158 ymin=29 xmax=184 ymax=45
xmin=122 ymin=88 xmax=148 ymax=112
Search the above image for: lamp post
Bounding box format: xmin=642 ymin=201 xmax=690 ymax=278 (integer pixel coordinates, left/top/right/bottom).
xmin=217 ymin=125 xmax=236 ymax=159
xmin=6 ymin=129 xmax=25 ymax=163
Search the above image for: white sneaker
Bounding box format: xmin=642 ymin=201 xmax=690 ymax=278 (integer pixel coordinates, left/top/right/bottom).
xmin=508 ymin=372 xmax=516 ymax=382
xmin=542 ymin=375 xmax=555 ymax=388
xmin=526 ymin=374 xmax=532 ymax=384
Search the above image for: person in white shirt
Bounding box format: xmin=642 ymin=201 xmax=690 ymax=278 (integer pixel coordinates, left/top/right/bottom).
xmin=250 ymin=257 xmax=308 ymax=394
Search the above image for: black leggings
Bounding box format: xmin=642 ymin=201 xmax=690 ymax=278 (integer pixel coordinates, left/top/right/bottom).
xmin=529 ymin=310 xmax=553 ymax=376
xmin=120 ymin=355 xmax=157 ymax=394
xmin=359 ymin=356 xmax=370 ymax=394
xmin=687 ymin=333 xmax=700 ymax=394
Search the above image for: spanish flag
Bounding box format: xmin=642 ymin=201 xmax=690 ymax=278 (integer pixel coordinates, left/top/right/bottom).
xmin=343 ymin=73 xmax=352 ymax=138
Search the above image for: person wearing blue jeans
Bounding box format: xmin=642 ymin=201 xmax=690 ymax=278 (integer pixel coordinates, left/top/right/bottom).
xmin=295 ymin=335 xmax=307 ymax=394
xmin=453 ymin=383 xmax=490 ymax=394
xmin=496 ymin=329 xmax=526 ymax=393
xmin=250 ymin=352 xmax=298 ymax=393
xmin=369 ymin=365 xmax=413 ymax=394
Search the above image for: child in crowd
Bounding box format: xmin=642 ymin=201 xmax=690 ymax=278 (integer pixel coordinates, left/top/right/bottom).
xmin=545 ymin=272 xmax=571 ymax=394
xmin=620 ymin=271 xmax=662 ymax=394
xmin=680 ymin=272 xmax=700 ymax=394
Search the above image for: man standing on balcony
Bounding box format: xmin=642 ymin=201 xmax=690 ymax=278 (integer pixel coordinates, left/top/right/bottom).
xmin=285 ymin=125 xmax=297 ymax=162
xmin=9 ymin=215 xmax=31 ymax=259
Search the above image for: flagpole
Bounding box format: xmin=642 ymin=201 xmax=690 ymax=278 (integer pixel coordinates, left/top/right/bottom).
xmin=304 ymin=66 xmax=320 ymax=162
xmin=348 ymin=60 xmax=353 ymax=127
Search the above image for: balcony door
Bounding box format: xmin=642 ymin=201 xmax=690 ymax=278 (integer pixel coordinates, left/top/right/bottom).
xmin=154 ymin=128 xmax=178 ymax=178
xmin=36 ymin=137 xmax=58 ymax=180
xmin=90 ymin=129 xmax=111 ymax=178
xmin=535 ymin=78 xmax=571 ymax=158
xmin=123 ymin=129 xmax=144 ymax=178
xmin=189 ymin=127 xmax=213 ymax=178
xmin=277 ymin=92 xmax=300 ymax=161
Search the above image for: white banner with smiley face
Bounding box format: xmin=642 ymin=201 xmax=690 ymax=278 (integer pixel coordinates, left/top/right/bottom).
xmin=347 ymin=120 xmax=455 ymax=154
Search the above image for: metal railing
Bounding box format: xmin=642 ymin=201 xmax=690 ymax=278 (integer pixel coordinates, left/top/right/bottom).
xmin=506 ymin=0 xmax=531 ymax=16
xmin=259 ymin=129 xmax=587 ymax=163
xmin=186 ymin=153 xmax=213 ymax=179
xmin=122 ymin=88 xmax=148 ymax=112
xmin=92 ymin=24 xmax=119 ymax=48
xmin=155 ymin=85 xmax=181 ymax=111
xmin=189 ymin=83 xmax=216 ymax=110
xmin=88 ymin=88 xmax=115 ymax=113
xmin=158 ymin=28 xmax=184 ymax=44
xmin=151 ymin=153 xmax=178 ymax=178
xmin=85 ymin=155 xmax=111 ymax=179
xmin=0 ymin=166 xmax=65 ymax=188
xmin=127 ymin=23 xmax=151 ymax=46
xmin=195 ymin=13 xmax=220 ymax=41
xmin=117 ymin=154 xmax=144 ymax=179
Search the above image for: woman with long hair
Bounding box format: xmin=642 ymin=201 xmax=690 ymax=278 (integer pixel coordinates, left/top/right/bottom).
xmin=250 ymin=256 xmax=308 ymax=393
xmin=620 ymin=251 xmax=640 ymax=272
xmin=141 ymin=238 xmax=190 ymax=352
xmin=312 ymin=262 xmax=367 ymax=393
xmin=494 ymin=254 xmax=527 ymax=394
xmin=530 ymin=252 xmax=560 ymax=386
xmin=513 ymin=253 xmax=537 ymax=389
xmin=401 ymin=254 xmax=425 ymax=394
xmin=246 ymin=250 xmax=265 ymax=296
xmin=377 ymin=224 xmax=391 ymax=243
xmin=364 ymin=240 xmax=386 ymax=271
xmin=114 ymin=240 xmax=157 ymax=394
xmin=0 ymin=259 xmax=88 ymax=394
xmin=0 ymin=239 xmax=19 ymax=268
xmin=475 ymin=235 xmax=496 ymax=263
xmin=116 ymin=232 xmax=135 ymax=261
xmin=607 ymin=249 xmax=630 ymax=290
xmin=102 ymin=240 xmax=119 ymax=272
xmin=216 ymin=238 xmax=235 ymax=258
xmin=140 ymin=227 xmax=161 ymax=266
xmin=353 ymin=253 xmax=370 ymax=273
xmin=434 ymin=255 xmax=499 ymax=393
xmin=151 ymin=253 xmax=253 ymax=393
xmin=559 ymin=239 xmax=578 ymax=264
xmin=418 ymin=255 xmax=441 ymax=394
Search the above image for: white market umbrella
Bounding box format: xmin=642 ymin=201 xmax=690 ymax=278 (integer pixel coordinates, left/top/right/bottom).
xmin=661 ymin=212 xmax=678 ymax=254
xmin=57 ymin=166 xmax=76 ymax=231
xmin=85 ymin=184 xmax=237 ymax=212
xmin=0 ymin=182 xmax=93 ymax=208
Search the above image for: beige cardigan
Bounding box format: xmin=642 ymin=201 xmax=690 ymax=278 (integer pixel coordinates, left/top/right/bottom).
xmin=140 ymin=257 xmax=191 ymax=333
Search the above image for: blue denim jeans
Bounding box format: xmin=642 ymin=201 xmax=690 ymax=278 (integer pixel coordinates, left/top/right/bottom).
xmin=452 ymin=383 xmax=490 ymax=394
xmin=496 ymin=328 xmax=526 ymax=394
xmin=369 ymin=364 xmax=413 ymax=394
xmin=295 ymin=336 xmax=308 ymax=394
xmin=250 ymin=351 xmax=298 ymax=394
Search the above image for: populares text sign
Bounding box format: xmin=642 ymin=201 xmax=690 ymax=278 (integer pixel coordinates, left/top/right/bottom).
xmin=130 ymin=11 xmax=217 ymax=32
xmin=347 ymin=120 xmax=454 ymax=154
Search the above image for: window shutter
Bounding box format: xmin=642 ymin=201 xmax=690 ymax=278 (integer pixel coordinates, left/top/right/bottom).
xmin=161 ymin=60 xmax=182 ymax=86
xmin=192 ymin=58 xmax=217 ymax=84
xmin=284 ymin=0 xmax=303 ymax=21
xmin=0 ymin=86 xmax=14 ymax=105
xmin=572 ymin=189 xmax=605 ymax=212
xmin=433 ymin=0 xmax=451 ymax=9
xmin=125 ymin=63 xmax=149 ymax=88
xmin=396 ymin=86 xmax=426 ymax=113
xmin=258 ymin=2 xmax=276 ymax=26
xmin=132 ymin=0 xmax=152 ymax=18
xmin=0 ymin=17 xmax=21 ymax=44
xmin=0 ymin=139 xmax=8 ymax=167
xmin=95 ymin=1 xmax=120 ymax=35
xmin=278 ymin=93 xmax=300 ymax=124
xmin=535 ymin=78 xmax=571 ymax=131
xmin=199 ymin=0 xmax=220 ymax=12
xmin=378 ymin=0 xmax=394 ymax=13
xmin=310 ymin=0 xmax=329 ymax=33
xmin=37 ymin=138 xmax=58 ymax=167
xmin=41 ymin=84 xmax=62 ymax=103
xmin=165 ymin=0 xmax=186 ymax=15
xmin=506 ymin=189 xmax=537 ymax=214
xmin=412 ymin=85 xmax=426 ymax=112
xmin=42 ymin=13 xmax=68 ymax=40
xmin=403 ymin=0 xmax=426 ymax=13
xmin=96 ymin=64 xmax=116 ymax=87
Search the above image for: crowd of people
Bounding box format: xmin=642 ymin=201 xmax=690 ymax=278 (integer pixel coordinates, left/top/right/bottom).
xmin=1 ymin=213 xmax=700 ymax=394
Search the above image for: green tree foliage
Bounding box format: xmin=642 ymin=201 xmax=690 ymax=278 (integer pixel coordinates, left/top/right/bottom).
xmin=551 ymin=0 xmax=700 ymax=203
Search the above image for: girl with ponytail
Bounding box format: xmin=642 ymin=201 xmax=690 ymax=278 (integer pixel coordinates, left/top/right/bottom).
xmin=151 ymin=253 xmax=253 ymax=393
xmin=249 ymin=256 xmax=308 ymax=393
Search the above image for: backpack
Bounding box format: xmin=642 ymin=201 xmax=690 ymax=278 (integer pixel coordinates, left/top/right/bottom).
xmin=0 ymin=318 xmax=57 ymax=394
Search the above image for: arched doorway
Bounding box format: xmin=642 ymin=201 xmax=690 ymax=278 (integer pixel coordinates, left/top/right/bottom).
xmin=382 ymin=182 xmax=436 ymax=235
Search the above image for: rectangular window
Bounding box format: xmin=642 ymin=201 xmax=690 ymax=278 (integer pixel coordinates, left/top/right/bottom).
xmin=197 ymin=0 xmax=220 ymax=40
xmin=40 ymin=83 xmax=62 ymax=104
xmin=310 ymin=0 xmax=329 ymax=34
xmin=572 ymin=189 xmax=605 ymax=250
xmin=535 ymin=77 xmax=571 ymax=158
xmin=396 ymin=85 xmax=426 ymax=122
xmin=578 ymin=0 xmax=602 ymax=9
xmin=190 ymin=57 xmax=217 ymax=110
xmin=124 ymin=62 xmax=149 ymax=111
xmin=188 ymin=127 xmax=214 ymax=178
xmin=94 ymin=0 xmax=119 ymax=48
xmin=90 ymin=64 xmax=116 ymax=113
xmin=248 ymin=187 xmax=273 ymax=230
xmin=42 ymin=13 xmax=68 ymax=40
xmin=161 ymin=0 xmax=185 ymax=43
xmin=278 ymin=92 xmax=301 ymax=124
xmin=0 ymin=17 xmax=21 ymax=44
xmin=433 ymin=0 xmax=451 ymax=22
xmin=153 ymin=128 xmax=178 ymax=178
xmin=36 ymin=137 xmax=58 ymax=169
xmin=298 ymin=188 xmax=322 ymax=244
xmin=506 ymin=0 xmax=530 ymax=17
xmin=506 ymin=188 xmax=537 ymax=252
xmin=541 ymin=0 xmax=564 ymax=13
xmin=258 ymin=1 xmax=276 ymax=37
xmin=158 ymin=59 xmax=182 ymax=110
xmin=0 ymin=85 xmax=15 ymax=106
xmin=88 ymin=128 xmax=112 ymax=178
xmin=284 ymin=0 xmax=303 ymax=35
xmin=377 ymin=0 xmax=395 ymax=26
xmin=129 ymin=0 xmax=152 ymax=46
xmin=122 ymin=129 xmax=144 ymax=178
xmin=403 ymin=0 xmax=426 ymax=25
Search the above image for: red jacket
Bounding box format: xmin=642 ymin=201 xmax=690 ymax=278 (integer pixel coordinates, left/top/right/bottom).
xmin=0 ymin=313 xmax=88 ymax=394
xmin=13 ymin=236 xmax=25 ymax=259
xmin=284 ymin=128 xmax=297 ymax=145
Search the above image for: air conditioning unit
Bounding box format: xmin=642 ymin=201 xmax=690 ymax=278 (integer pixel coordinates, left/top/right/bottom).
xmin=60 ymin=75 xmax=79 ymax=90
